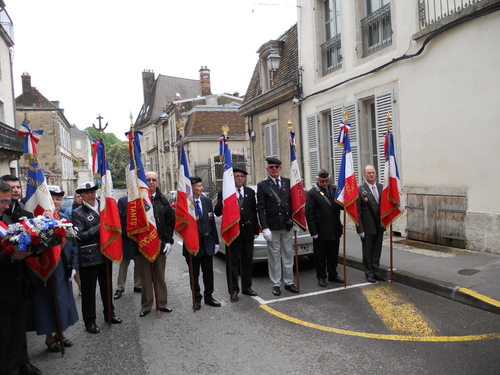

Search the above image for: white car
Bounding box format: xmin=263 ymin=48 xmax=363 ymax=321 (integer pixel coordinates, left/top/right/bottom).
xmin=212 ymin=185 xmax=314 ymax=263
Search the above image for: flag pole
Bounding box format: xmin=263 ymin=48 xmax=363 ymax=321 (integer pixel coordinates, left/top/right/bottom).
xmin=294 ymin=232 xmax=300 ymax=289
xmin=343 ymin=210 xmax=347 ymax=288
xmin=50 ymin=276 xmax=65 ymax=356
xmin=93 ymin=115 xmax=113 ymax=327
xmin=386 ymin=112 xmax=394 ymax=283
xmin=390 ymin=224 xmax=394 ymax=282
xmin=150 ymin=262 xmax=161 ymax=317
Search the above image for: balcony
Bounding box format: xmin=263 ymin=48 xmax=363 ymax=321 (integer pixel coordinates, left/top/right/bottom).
xmin=361 ymin=3 xmax=392 ymax=57
xmin=0 ymin=8 xmax=14 ymax=42
xmin=0 ymin=121 xmax=24 ymax=154
xmin=321 ymin=34 xmax=342 ymax=76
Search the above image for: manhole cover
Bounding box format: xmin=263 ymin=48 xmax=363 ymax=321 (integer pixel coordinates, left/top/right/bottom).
xmin=457 ymin=268 xmax=480 ymax=276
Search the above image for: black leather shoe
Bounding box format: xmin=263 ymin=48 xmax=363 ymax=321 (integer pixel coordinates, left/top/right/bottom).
xmin=366 ymin=276 xmax=376 ymax=283
xmin=329 ymin=275 xmax=344 ymax=283
xmin=194 ymin=302 xmax=201 ymax=310
xmin=231 ymin=292 xmax=239 ymax=302
xmin=104 ymin=315 xmax=122 ymax=324
xmin=272 ymin=286 xmax=281 ymax=296
xmin=205 ymin=296 xmax=221 ymax=307
xmin=133 ymin=287 xmax=142 ymax=293
xmin=374 ymin=274 xmax=387 ymax=281
xmin=242 ymin=288 xmax=258 ymax=296
xmin=160 ymin=307 xmax=173 ymax=313
xmin=285 ymin=284 xmax=299 ymax=293
xmin=85 ymin=322 xmax=100 ymax=334
xmin=318 ymin=278 xmax=327 ymax=287
xmin=19 ymin=363 xmax=42 ymax=375
xmin=139 ymin=310 xmax=150 ymax=317
xmin=114 ymin=290 xmax=124 ymax=300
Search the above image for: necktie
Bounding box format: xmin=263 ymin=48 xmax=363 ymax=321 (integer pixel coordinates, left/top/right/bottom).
xmin=238 ymin=188 xmax=244 ymax=201
xmin=371 ymin=185 xmax=379 ymax=203
xmin=276 ymin=179 xmax=280 ymax=188
xmin=195 ymin=200 xmax=201 ymax=219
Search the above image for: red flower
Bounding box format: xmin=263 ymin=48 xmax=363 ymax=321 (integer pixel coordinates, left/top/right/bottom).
xmin=31 ymin=235 xmax=41 ymax=245
xmin=2 ymin=243 xmax=15 ymax=255
xmin=55 ymin=228 xmax=66 ymax=238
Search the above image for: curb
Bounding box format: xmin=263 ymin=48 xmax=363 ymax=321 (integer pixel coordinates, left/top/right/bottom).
xmin=341 ymin=255 xmax=500 ymax=315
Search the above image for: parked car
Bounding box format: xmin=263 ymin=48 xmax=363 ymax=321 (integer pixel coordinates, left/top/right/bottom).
xmin=59 ymin=196 xmax=74 ymax=213
xmin=212 ymin=185 xmax=314 ymax=263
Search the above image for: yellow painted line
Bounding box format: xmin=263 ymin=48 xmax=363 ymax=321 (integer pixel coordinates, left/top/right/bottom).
xmin=459 ymin=288 xmax=500 ymax=308
xmin=260 ymin=305 xmax=500 ymax=342
xmin=362 ymin=285 xmax=438 ymax=336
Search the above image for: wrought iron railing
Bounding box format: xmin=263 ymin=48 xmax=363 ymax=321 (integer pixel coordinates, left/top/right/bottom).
xmin=0 ymin=121 xmax=24 ymax=154
xmin=0 ymin=9 xmax=14 ymax=41
xmin=418 ymin=0 xmax=483 ymax=29
xmin=361 ymin=3 xmax=392 ymax=57
xmin=321 ymin=33 xmax=342 ymax=76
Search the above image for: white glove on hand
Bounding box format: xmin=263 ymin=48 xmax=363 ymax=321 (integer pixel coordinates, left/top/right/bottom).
xmin=254 ymin=235 xmax=259 ymax=240
xmin=214 ymin=244 xmax=219 ymax=254
xmin=292 ymin=225 xmax=299 ymax=233
xmin=263 ymin=228 xmax=272 ymax=242
xmin=312 ymin=234 xmax=318 ymax=240
xmin=359 ymin=232 xmax=365 ymax=239
xmin=163 ymin=243 xmax=172 ymax=257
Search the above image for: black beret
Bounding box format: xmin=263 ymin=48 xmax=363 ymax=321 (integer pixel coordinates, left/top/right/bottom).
xmin=317 ymin=169 xmax=330 ymax=178
xmin=233 ymin=167 xmax=248 ymax=175
xmin=266 ymin=157 xmax=282 ymax=165
xmin=190 ymin=176 xmax=202 ymax=185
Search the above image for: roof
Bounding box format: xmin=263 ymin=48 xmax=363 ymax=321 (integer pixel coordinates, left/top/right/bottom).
xmin=184 ymin=106 xmax=245 ymax=138
xmin=16 ymin=87 xmax=60 ymax=110
xmin=244 ymin=24 xmax=298 ymax=104
xmin=136 ymin=74 xmax=200 ymax=128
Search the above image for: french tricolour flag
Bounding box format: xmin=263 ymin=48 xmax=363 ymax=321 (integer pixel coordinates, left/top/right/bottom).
xmin=289 ymin=130 xmax=306 ymax=231
xmin=380 ymin=131 xmax=404 ymax=227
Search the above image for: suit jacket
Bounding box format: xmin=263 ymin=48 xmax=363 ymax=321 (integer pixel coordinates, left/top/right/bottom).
xmin=257 ymin=176 xmax=291 ymax=231
xmin=306 ymin=184 xmax=343 ymax=241
xmin=356 ymin=182 xmax=385 ymax=236
xmin=214 ymin=185 xmax=259 ymax=241
xmin=183 ymin=195 xmax=219 ymax=258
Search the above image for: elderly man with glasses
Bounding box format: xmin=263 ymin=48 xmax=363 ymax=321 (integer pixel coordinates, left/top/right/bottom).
xmin=305 ymin=169 xmax=344 ymax=287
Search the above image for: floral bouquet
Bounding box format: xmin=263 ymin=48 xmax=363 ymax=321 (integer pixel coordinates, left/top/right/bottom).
xmin=1 ymin=216 xmax=77 ymax=255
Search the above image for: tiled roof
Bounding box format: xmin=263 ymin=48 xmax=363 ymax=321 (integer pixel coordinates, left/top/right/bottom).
xmin=15 ymin=87 xmax=59 ymax=109
xmin=243 ymin=24 xmax=298 ymax=103
xmin=184 ymin=107 xmax=245 ymax=137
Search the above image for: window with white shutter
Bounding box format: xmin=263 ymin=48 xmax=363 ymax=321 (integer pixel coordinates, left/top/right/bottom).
xmin=306 ymin=114 xmax=320 ymax=182
xmin=264 ymin=121 xmax=278 ymax=159
xmin=374 ymin=90 xmax=394 ymax=182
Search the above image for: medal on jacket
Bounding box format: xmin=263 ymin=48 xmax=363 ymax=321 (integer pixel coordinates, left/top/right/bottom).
xmin=87 ymin=214 xmax=94 ymax=221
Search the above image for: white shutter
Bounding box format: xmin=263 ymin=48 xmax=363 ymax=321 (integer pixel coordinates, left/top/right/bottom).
xmin=331 ymin=106 xmax=344 ymax=181
xmin=306 ymin=114 xmax=320 ymax=183
xmin=374 ymin=90 xmax=394 ymax=183
xmin=345 ymin=101 xmax=361 ymax=179
xmin=264 ymin=121 xmax=278 ymax=158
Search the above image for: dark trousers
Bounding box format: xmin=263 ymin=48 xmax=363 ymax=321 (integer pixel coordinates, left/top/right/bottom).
xmin=185 ymin=253 xmax=214 ymax=302
xmin=313 ymin=238 xmax=340 ymax=280
xmin=361 ymin=230 xmax=384 ymax=278
xmin=0 ymin=295 xmax=25 ymax=375
xmin=226 ymin=235 xmax=254 ymax=294
xmin=80 ymin=262 xmax=114 ymax=324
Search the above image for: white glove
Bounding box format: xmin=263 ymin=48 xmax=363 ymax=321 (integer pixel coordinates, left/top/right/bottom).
xmin=359 ymin=232 xmax=365 ymax=239
xmin=312 ymin=234 xmax=318 ymax=240
xmin=254 ymin=235 xmax=259 ymax=240
xmin=214 ymin=244 xmax=219 ymax=254
xmin=162 ymin=243 xmax=172 ymax=257
xmin=71 ymin=269 xmax=76 ymax=279
xmin=263 ymin=228 xmax=272 ymax=242
xmin=292 ymin=225 xmax=299 ymax=233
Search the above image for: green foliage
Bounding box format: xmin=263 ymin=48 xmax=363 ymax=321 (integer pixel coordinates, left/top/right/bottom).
xmin=85 ymin=127 xmax=121 ymax=149
xmin=107 ymin=141 xmax=129 ymax=183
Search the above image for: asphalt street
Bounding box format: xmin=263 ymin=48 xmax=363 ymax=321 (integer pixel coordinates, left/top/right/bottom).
xmin=25 ymin=234 xmax=500 ymax=375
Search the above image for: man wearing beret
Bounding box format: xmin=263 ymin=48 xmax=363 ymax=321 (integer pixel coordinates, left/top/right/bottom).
xmin=257 ymin=157 xmax=299 ymax=296
xmin=214 ymin=167 xmax=259 ymax=302
xmin=306 ymin=169 xmax=344 ymax=287
xmin=72 ymin=182 xmax=122 ymax=333
xmin=182 ymin=177 xmax=221 ymax=310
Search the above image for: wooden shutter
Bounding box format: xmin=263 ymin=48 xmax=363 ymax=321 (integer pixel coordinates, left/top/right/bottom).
xmin=306 ymin=114 xmax=320 ymax=182
xmin=264 ymin=121 xmax=278 ymax=158
xmin=374 ymin=90 xmax=394 ymax=183
xmin=331 ymin=106 xmax=344 ymax=181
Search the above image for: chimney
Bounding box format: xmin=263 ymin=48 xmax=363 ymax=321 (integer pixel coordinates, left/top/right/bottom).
xmin=199 ymin=66 xmax=211 ymax=96
xmin=142 ymin=69 xmax=155 ymax=107
xmin=21 ymin=72 xmax=33 ymax=107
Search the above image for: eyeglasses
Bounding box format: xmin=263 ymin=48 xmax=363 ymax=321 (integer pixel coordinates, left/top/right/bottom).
xmin=318 ymin=178 xmax=330 ymax=183
xmin=147 ymin=179 xmax=158 ymax=182
xmin=233 ymin=175 xmax=245 ymax=178
xmin=267 ymin=165 xmax=281 ymax=169
xmin=0 ymin=199 xmax=10 ymax=205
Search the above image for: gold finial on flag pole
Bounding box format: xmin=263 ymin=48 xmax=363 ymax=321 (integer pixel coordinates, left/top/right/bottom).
xmin=24 ymin=112 xmax=30 ymax=124
xmin=129 ymin=112 xmax=135 ymax=129
xmin=220 ymin=125 xmax=229 ymax=161
xmin=343 ymin=109 xmax=350 ymax=123
xmin=288 ymin=119 xmax=293 ymax=131
xmin=386 ymin=111 xmax=392 ymax=133
xmin=93 ymin=114 xmax=108 ymax=141
xmin=176 ymin=119 xmax=185 ymax=138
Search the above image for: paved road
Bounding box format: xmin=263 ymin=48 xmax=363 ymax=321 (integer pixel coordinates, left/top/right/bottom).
xmin=26 ymin=236 xmax=500 ymax=375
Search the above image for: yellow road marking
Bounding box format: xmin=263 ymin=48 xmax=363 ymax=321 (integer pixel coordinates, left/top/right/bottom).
xmin=362 ymin=285 xmax=438 ymax=336
xmin=459 ymin=288 xmax=500 ymax=308
xmin=260 ymin=306 xmax=500 ymax=342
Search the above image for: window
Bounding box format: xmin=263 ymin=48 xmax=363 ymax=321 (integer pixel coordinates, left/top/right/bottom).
xmin=321 ymin=0 xmax=342 ymax=75
xmin=75 ymin=140 xmax=81 ymax=150
xmin=361 ymin=0 xmax=392 ymax=56
xmin=264 ymin=121 xmax=278 ymax=159
xmin=307 ymin=114 xmax=320 ymax=182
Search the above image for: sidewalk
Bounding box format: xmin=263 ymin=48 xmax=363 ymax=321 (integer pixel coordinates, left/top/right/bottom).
xmin=342 ymin=229 xmax=500 ymax=314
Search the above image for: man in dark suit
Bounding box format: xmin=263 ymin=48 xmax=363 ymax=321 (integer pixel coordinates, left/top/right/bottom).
xmin=356 ymin=165 xmax=386 ymax=283
xmin=182 ymin=176 xmax=221 ymax=310
xmin=214 ymin=167 xmax=259 ymax=302
xmin=257 ymin=157 xmax=299 ymax=296
xmin=306 ymin=169 xmax=344 ymax=287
